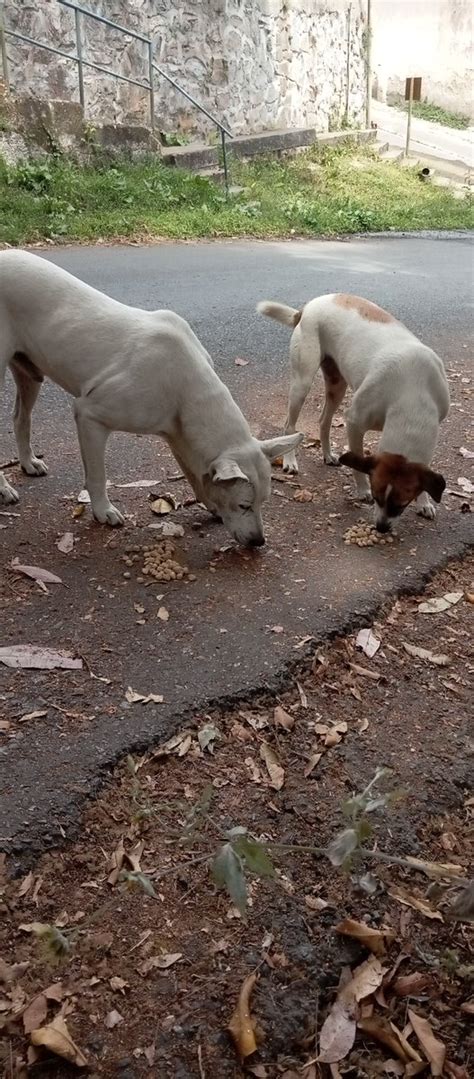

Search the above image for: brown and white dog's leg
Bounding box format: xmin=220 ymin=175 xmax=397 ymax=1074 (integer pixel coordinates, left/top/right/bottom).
xmin=319 ymin=358 xmax=347 ymax=465
xmin=415 ymin=491 xmax=436 ymax=519
xmin=345 ymin=419 xmax=373 ymax=502
xmin=283 ymin=329 xmax=320 ymax=474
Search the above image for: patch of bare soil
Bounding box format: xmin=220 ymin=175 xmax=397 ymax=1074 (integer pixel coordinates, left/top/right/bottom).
xmin=1 ymin=558 xmax=473 ymax=1079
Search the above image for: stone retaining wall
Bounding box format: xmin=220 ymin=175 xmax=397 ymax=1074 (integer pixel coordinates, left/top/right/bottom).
xmin=2 ymin=1 xmax=367 ymax=137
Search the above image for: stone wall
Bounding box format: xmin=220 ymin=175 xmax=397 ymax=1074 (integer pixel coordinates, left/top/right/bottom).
xmin=2 ymin=1 xmax=367 ymax=138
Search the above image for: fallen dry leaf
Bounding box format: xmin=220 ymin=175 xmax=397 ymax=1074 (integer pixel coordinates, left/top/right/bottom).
xmin=408 ymin=1010 xmax=446 ymax=1076
xmin=404 ymin=856 xmax=463 ymax=882
xmin=107 ymin=836 xmax=125 ymax=886
xmin=105 ymin=1009 xmax=123 ymax=1029
xmin=125 ymin=686 xmax=164 ymax=705
xmin=0 ymin=646 xmax=82 ymax=670
xmin=403 ymin=643 xmax=450 ymax=666
xmin=304 ymin=752 xmax=323 ymax=777
xmin=460 ymin=1000 xmax=474 ymax=1016
xmin=393 ymin=972 xmax=431 ymax=997
xmin=305 ymin=895 xmax=328 ymax=912
xmin=19 ymin=710 xmax=47 ymax=723
xmin=23 ymin=993 xmax=48 ymax=1034
xmin=31 ymin=1015 xmax=87 ymax=1067
xmin=11 ymin=560 xmax=62 ymax=584
xmin=157 ymin=606 xmax=169 ymax=622
xmin=349 ymin=662 xmax=381 ymax=681
xmin=335 ymin=919 xmax=395 ymax=958
xmin=297 ymin=681 xmax=308 ymax=708
xmin=342 ymin=956 xmax=385 ymax=1005
xmin=150 ymin=497 xmax=173 ymax=515
xmin=72 ymin=504 xmax=85 ymax=517
xmin=113 ymin=478 xmax=161 ymax=488
xmin=273 ymin=706 xmax=295 ymax=731
xmin=259 ymin=743 xmax=285 ymax=790
xmin=417 ymin=592 xmax=463 ymax=614
xmin=234 ymin=356 xmax=249 ymax=366
xmin=318 ymin=998 xmax=356 ymax=1063
xmin=56 ymin=532 xmax=74 ymax=554
xmin=356 ymin=628 xmax=381 ymax=658
xmin=139 ymin=952 xmax=182 ymax=974
xmin=388 ymin=886 xmax=443 ymax=921
xmin=270 ymin=624 xmax=284 ymax=634
xmin=457 ymin=476 xmax=474 ymax=494
xmin=293 ymin=488 xmax=313 ymax=503
xmin=357 ymin=1017 xmax=415 ymax=1063
xmin=18 ymin=871 xmax=34 ymax=898
xmin=228 ymin=972 xmax=258 ymax=1059
xmin=459 ymin=447 xmax=474 ymax=459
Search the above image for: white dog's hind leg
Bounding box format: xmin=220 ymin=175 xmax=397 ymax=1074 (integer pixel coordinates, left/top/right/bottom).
xmin=73 ymin=402 xmax=124 ymax=526
xmin=283 ymin=330 xmax=320 ymax=473
xmin=415 ymin=491 xmax=436 ymax=519
xmin=0 ymin=340 xmax=19 ymax=504
xmin=10 ymin=360 xmax=48 ymax=476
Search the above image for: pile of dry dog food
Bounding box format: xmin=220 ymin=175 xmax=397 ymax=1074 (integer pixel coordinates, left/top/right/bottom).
xmin=343 ymin=520 xmax=396 ymax=547
xmin=122 ymin=542 xmax=195 ymax=581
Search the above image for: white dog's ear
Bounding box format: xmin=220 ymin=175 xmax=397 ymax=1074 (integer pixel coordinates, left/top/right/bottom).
xmin=209 ymin=457 xmax=249 ymax=484
xmin=259 ymin=433 xmax=304 ymax=461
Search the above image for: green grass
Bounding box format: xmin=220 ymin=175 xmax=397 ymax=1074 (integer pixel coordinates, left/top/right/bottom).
xmin=391 ymin=97 xmax=471 ymax=130
xmin=0 ymin=142 xmax=472 ymax=246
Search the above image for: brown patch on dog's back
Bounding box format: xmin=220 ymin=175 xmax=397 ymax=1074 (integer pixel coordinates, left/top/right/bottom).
xmin=293 ymin=308 xmax=303 ymax=327
xmin=334 ymin=294 xmax=394 ymax=324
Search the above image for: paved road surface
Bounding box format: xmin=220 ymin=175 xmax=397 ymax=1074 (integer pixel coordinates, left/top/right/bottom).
xmin=1 ymin=234 xmax=472 ymax=866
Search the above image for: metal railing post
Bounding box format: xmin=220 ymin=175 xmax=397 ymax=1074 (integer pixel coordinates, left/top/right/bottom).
xmin=147 ymin=40 xmax=154 ymax=131
xmin=0 ymin=7 xmax=10 ymax=89
xmin=74 ymin=6 xmax=85 ymax=108
xmin=220 ymin=127 xmax=229 ymax=197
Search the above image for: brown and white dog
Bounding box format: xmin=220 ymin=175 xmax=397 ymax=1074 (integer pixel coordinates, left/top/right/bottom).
xmin=257 ymin=293 xmax=449 ymax=532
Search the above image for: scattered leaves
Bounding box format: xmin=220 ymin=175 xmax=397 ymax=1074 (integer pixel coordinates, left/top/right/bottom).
xmin=56 ymin=532 xmax=74 ymax=554
xmin=150 ymin=497 xmax=173 ymax=515
xmin=228 ymin=972 xmax=258 ymax=1059
xmin=259 ymin=743 xmax=285 ymax=790
xmin=388 ymin=886 xmax=443 ymax=921
xmin=198 ymin=722 xmax=219 ymax=753
xmin=125 ymin=687 xmax=163 ymax=705
xmin=356 ymin=628 xmax=381 ymax=658
xmin=335 ymin=919 xmax=395 ymax=958
xmin=139 ymin=953 xmax=182 ymax=974
xmin=11 ymin=560 xmax=62 ymax=584
xmin=403 ymin=643 xmax=450 ymax=666
xmin=318 ymin=998 xmax=356 ymax=1064
xmin=417 ymin=592 xmax=463 ymax=614
xmin=31 ymin=1015 xmax=87 ymax=1067
xmin=408 ymin=1010 xmax=446 ymax=1076
xmin=0 ymin=645 xmax=82 ymax=670
xmin=273 ymin=706 xmax=295 ymax=731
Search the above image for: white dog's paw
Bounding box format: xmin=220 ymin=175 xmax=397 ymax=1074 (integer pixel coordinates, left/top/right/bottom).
xmin=0 ymin=481 xmax=19 ymax=505
xmin=22 ymin=456 xmax=48 ymax=477
xmin=324 ymin=451 xmax=340 ymax=467
xmin=357 ymin=489 xmax=374 ymax=505
xmin=416 ymin=497 xmax=436 ymax=520
xmin=93 ymin=502 xmax=125 ymax=527
xmin=282 ymin=452 xmax=298 ymax=474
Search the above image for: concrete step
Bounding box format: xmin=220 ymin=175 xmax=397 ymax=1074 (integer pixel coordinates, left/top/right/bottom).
xmin=161 ymin=126 xmax=377 ymax=172
xmin=377 ymin=146 xmax=404 ymax=164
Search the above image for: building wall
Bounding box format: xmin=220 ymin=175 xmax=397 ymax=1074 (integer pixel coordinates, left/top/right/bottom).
xmin=372 ymin=0 xmax=474 ymax=119
xmin=2 ymin=0 xmax=367 ymax=137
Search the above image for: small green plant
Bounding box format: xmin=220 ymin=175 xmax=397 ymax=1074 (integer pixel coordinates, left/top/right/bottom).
xmin=160 ymin=130 xmax=190 ymax=147
xmin=8 ymin=160 xmax=54 ymax=194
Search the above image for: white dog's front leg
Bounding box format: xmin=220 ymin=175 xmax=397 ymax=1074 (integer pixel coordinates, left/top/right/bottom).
xmin=74 ymin=403 xmax=124 ymax=526
xmin=0 ymin=471 xmax=19 ymax=505
xmin=346 ymin=420 xmax=372 ymax=502
xmin=415 ymin=491 xmax=436 ymax=519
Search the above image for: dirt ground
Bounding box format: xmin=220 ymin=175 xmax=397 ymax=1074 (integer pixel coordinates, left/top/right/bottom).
xmin=1 ymin=556 xmax=473 ymax=1079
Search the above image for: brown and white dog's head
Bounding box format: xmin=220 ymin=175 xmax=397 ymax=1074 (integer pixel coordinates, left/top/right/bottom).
xmin=339 ymin=451 xmax=446 ymax=531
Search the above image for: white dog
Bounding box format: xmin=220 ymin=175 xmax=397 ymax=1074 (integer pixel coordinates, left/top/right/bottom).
xmin=258 ymin=293 xmax=449 ymax=532
xmin=0 ymin=251 xmax=302 ymax=547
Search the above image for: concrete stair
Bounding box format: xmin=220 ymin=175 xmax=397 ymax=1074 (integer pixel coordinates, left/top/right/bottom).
xmin=161 ymin=126 xmax=377 ymax=174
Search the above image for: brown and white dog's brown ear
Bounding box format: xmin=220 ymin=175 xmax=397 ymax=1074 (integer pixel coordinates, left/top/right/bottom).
xmin=422 ymin=468 xmax=446 ymax=503
xmin=339 ymin=451 xmax=376 ymax=474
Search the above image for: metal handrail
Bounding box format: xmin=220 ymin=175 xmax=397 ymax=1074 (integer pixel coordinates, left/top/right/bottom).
xmin=1 ymin=0 xmax=232 ymax=192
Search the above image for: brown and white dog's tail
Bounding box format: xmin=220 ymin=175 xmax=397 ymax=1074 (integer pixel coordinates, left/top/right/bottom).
xmin=257 ymin=301 xmax=302 ymax=328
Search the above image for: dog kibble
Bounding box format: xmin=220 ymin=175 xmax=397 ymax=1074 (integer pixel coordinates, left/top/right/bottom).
xmin=343 ymin=520 xmax=395 ymax=548
xmin=141 ymin=540 xmax=189 ymax=582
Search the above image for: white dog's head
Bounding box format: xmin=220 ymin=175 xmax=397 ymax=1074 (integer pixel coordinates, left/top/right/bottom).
xmin=201 ymin=433 xmax=303 ymax=547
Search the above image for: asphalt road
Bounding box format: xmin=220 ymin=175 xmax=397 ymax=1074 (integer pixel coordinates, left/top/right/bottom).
xmin=1 ymin=234 xmax=473 ymax=867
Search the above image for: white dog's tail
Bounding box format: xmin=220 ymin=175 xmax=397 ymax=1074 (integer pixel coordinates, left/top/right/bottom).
xmin=257 ymin=300 xmax=302 ymax=328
